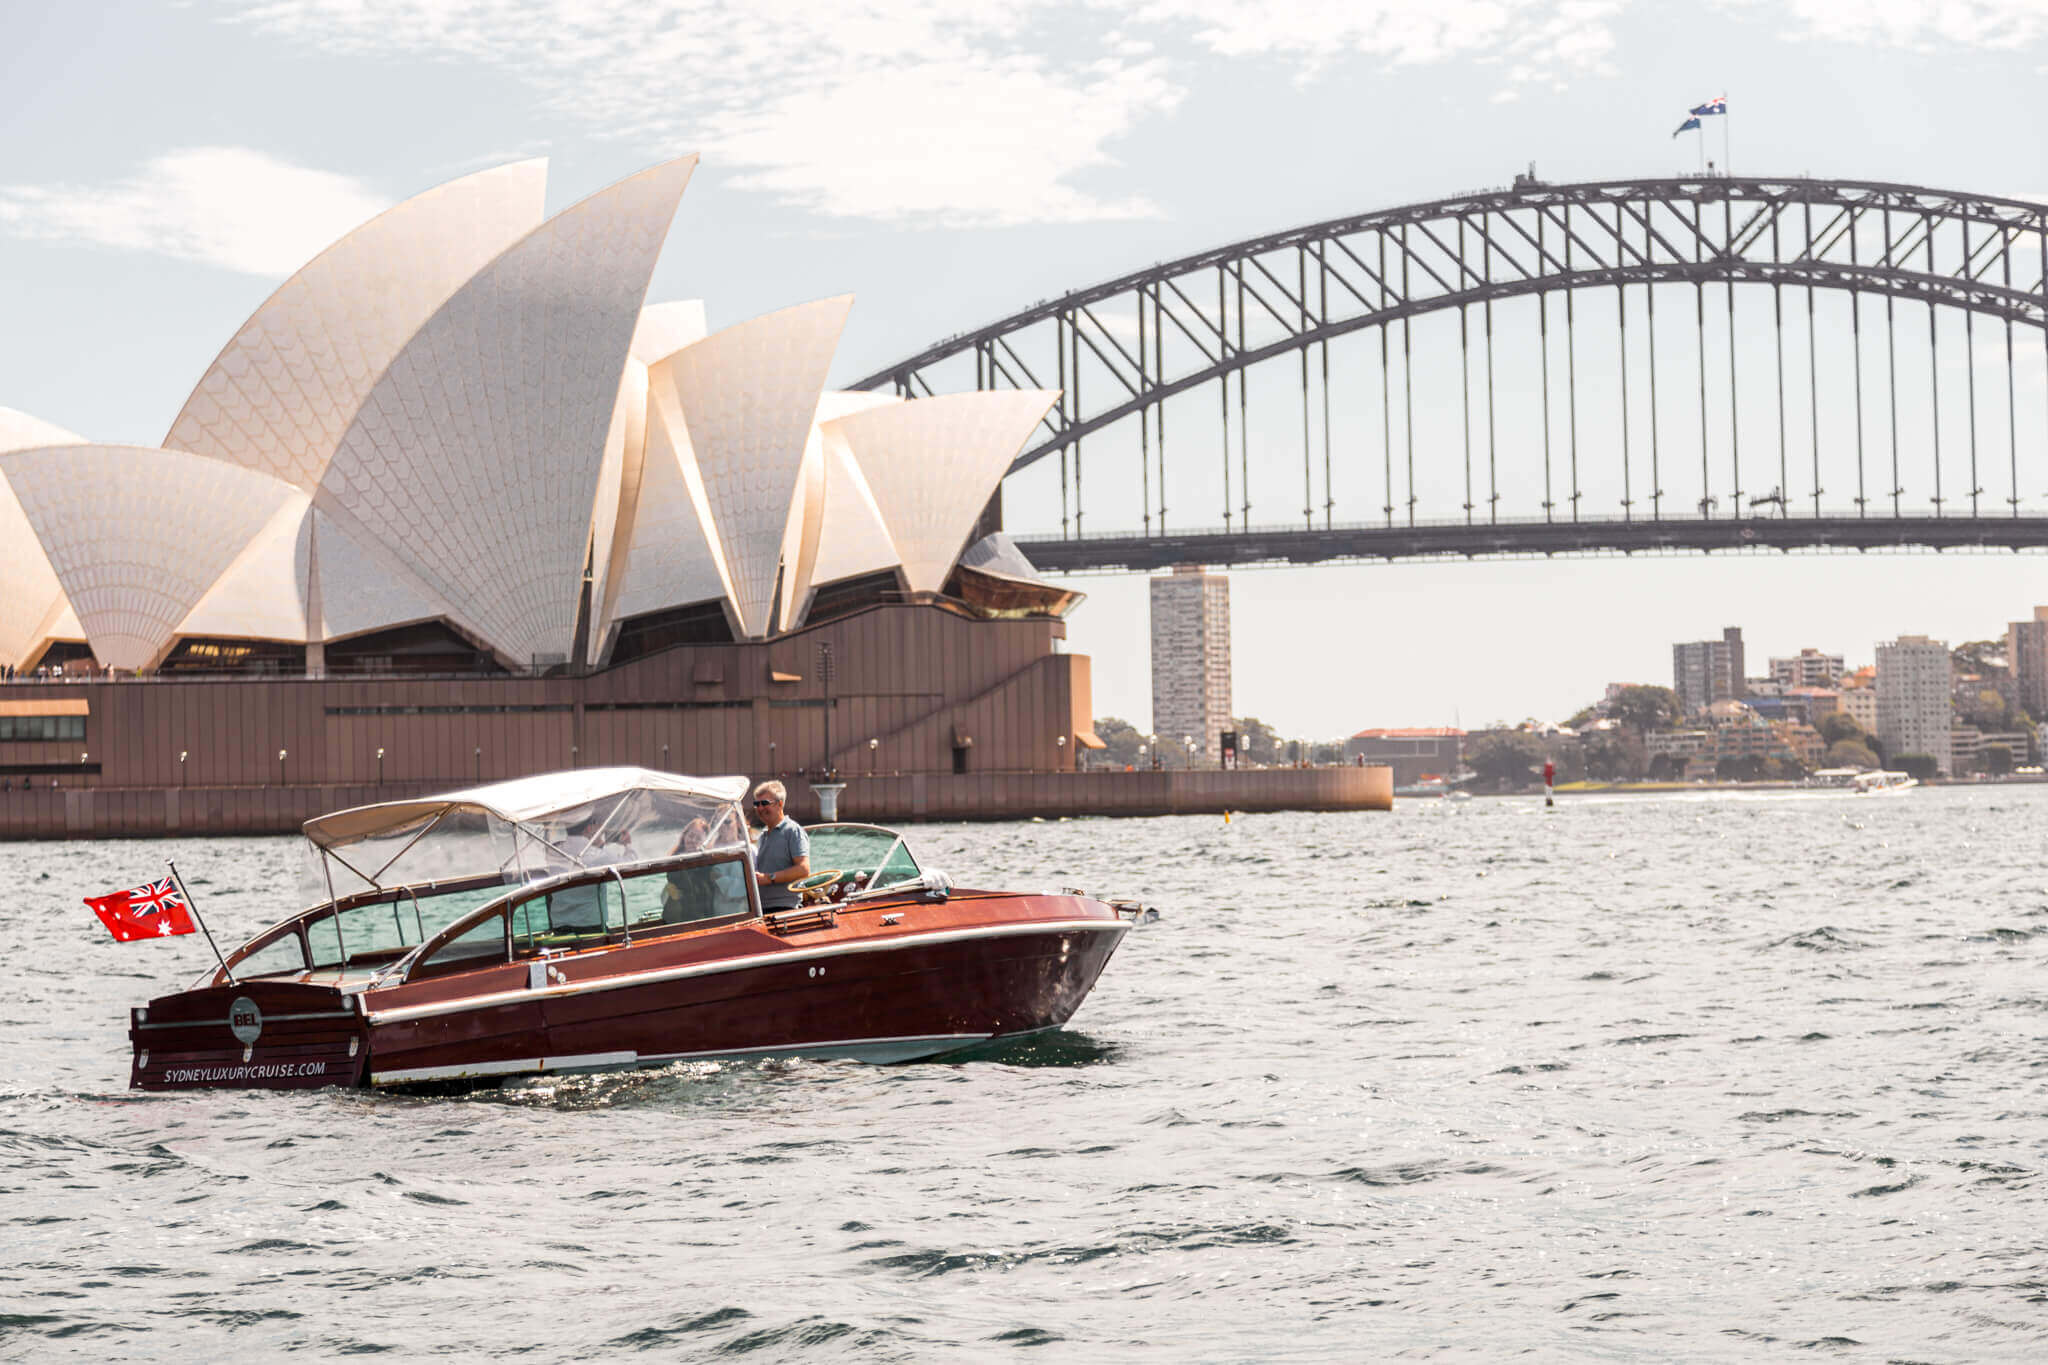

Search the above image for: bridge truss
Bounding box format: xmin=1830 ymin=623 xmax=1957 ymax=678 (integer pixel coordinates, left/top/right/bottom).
xmin=853 ymin=176 xmax=2048 ymax=568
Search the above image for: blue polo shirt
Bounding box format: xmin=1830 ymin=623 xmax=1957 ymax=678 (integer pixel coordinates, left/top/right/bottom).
xmin=755 ymin=817 xmax=809 ymax=910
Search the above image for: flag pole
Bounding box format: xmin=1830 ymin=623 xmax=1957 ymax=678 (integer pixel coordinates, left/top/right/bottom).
xmin=166 ymin=859 xmax=236 ymax=985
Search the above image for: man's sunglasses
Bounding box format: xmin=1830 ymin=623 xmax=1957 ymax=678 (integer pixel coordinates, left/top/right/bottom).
xmin=751 ymin=798 xmax=778 ymax=806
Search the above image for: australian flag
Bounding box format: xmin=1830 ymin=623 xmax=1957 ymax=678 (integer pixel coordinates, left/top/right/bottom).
xmin=86 ymin=876 xmax=196 ymax=941
xmin=1673 ymin=116 xmax=1701 ymax=138
xmin=1691 ymin=96 xmax=1728 ymax=116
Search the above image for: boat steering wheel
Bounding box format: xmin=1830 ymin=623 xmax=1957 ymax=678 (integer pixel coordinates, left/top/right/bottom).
xmin=791 ymin=869 xmax=844 ymax=904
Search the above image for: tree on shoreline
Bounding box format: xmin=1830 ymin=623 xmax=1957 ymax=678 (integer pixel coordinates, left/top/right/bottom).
xmin=1609 ymin=685 xmax=1684 ymax=735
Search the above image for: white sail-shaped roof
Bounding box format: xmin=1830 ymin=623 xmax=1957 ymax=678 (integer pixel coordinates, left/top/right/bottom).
xmin=823 ymin=390 xmax=1058 ymax=593
xmin=603 ymin=363 xmax=734 ymax=637
xmin=174 ymin=498 xmax=456 ymax=647
xmin=652 ymin=295 xmax=852 ymax=639
xmin=0 ymin=408 xmax=84 ymax=666
xmin=629 ymin=300 xmax=709 ymax=364
xmin=778 ymin=391 xmax=900 ymax=626
xmin=315 ymin=156 xmax=697 ymax=665
xmin=312 ymin=510 xmax=449 ymax=641
xmin=164 ymin=160 xmax=549 ymax=493
xmin=586 ymin=301 xmax=714 ymax=662
xmin=806 ymin=422 xmax=903 ymax=590
xmin=176 ymin=492 xmax=316 ymax=642
xmin=0 ymin=446 xmax=298 ymax=670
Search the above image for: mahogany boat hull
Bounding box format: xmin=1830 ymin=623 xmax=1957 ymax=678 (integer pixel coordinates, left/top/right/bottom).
xmin=129 ymin=892 xmax=1130 ymax=1091
xmin=130 ymin=981 xmax=369 ymax=1091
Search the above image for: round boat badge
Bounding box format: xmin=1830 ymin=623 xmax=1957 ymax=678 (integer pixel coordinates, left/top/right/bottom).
xmin=228 ymin=996 xmax=263 ymax=1047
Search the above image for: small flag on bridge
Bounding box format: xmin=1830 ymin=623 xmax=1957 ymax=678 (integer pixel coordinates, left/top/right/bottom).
xmin=86 ymin=876 xmax=196 ymax=941
xmin=1673 ymin=116 xmax=1701 ymax=137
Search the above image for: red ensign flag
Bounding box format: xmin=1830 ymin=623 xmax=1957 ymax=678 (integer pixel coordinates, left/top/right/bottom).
xmin=86 ymin=877 xmax=197 ymax=941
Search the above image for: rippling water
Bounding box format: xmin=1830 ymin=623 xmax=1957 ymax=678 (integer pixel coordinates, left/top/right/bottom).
xmin=6 ymin=787 xmax=2048 ymax=1359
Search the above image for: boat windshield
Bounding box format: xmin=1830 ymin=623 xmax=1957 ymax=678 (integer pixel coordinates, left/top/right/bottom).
xmin=805 ymin=823 xmax=922 ymax=894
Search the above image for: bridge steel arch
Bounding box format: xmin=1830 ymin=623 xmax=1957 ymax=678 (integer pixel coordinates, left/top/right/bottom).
xmin=853 ymin=176 xmax=2048 ymax=564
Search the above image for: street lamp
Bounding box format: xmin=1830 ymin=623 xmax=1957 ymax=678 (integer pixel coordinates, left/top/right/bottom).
xmin=178 ymin=750 xmax=187 ymax=788
xmin=1056 ymin=734 xmax=1066 ymax=770
xmin=661 ymin=742 xmax=669 ymax=771
xmin=474 ymin=746 xmax=481 ymax=781
xmin=278 ymin=748 xmax=288 ymax=785
xmin=769 ymin=740 xmax=777 ymax=773
xmin=1182 ymin=734 xmax=1192 ymax=770
xmin=868 ymin=737 xmax=878 ymax=774
xmin=1138 ymin=743 xmax=1147 ymax=772
xmin=376 ymin=747 xmax=385 ymax=784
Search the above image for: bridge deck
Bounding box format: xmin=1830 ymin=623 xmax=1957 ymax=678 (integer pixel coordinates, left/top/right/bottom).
xmin=1014 ymin=515 xmax=2048 ymax=573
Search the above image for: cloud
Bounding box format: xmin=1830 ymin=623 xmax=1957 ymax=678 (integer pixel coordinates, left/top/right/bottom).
xmin=0 ymin=146 xmax=389 ymax=276
xmin=1727 ymin=0 xmax=2048 ymax=49
xmin=215 ymin=0 xmax=1620 ymax=226
xmin=225 ymin=0 xmax=1174 ymax=227
xmin=1129 ymin=0 xmax=1623 ymax=86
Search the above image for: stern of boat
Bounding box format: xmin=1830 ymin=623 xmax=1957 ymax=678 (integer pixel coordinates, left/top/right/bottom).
xmin=130 ymin=981 xmax=369 ymax=1091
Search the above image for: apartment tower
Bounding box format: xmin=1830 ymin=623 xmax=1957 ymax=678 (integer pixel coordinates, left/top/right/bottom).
xmin=1673 ymin=627 xmax=1746 ymax=714
xmin=1875 ymin=634 xmax=1953 ymax=775
xmin=1149 ymin=566 xmax=1232 ymax=765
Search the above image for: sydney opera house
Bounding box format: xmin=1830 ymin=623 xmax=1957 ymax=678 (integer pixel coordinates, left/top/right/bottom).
xmin=0 ymin=155 xmax=1106 ymax=813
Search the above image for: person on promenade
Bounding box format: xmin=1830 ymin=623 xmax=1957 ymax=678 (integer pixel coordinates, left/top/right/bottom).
xmin=749 ymin=780 xmax=809 ymax=911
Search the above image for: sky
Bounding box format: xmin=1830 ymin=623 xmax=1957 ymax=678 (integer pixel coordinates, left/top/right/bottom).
xmin=3 ymin=0 xmax=2048 ymax=737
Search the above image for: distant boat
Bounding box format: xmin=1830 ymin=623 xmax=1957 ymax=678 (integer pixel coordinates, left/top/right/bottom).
xmin=1394 ymin=778 xmax=1448 ymax=798
xmin=1808 ymin=767 xmax=1917 ymax=794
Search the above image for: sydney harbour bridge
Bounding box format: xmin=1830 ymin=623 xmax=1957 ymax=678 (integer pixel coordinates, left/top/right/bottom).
xmin=854 ymin=175 xmax=2048 ymax=572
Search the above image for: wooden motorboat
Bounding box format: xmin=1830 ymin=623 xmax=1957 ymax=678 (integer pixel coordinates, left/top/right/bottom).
xmin=127 ymin=769 xmax=1134 ymax=1090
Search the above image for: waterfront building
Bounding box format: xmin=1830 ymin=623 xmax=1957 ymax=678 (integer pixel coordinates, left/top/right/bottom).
xmin=1645 ymin=729 xmax=1713 ymax=760
xmin=0 ymin=158 xmax=1103 ymax=790
xmin=2006 ymin=607 xmax=2048 ymax=719
xmin=1876 ymin=635 xmax=1953 ymax=774
xmin=1149 ymin=566 xmax=1231 ymax=765
xmin=1769 ymin=648 xmax=1845 ymax=689
xmin=1673 ymin=627 xmax=1746 ymax=713
xmin=1346 ymin=728 xmax=1463 ymax=786
xmin=1950 ymin=726 xmax=2033 ymax=772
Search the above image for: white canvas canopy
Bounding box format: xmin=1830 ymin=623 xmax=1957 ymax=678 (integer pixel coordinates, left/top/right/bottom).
xmin=299 ymin=767 xmax=752 ymax=908
xmin=303 ymin=767 xmax=749 ymax=848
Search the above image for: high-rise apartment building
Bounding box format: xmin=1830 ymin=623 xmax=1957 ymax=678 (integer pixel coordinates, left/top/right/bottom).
xmin=1876 ymin=634 xmax=1953 ymax=774
xmin=1770 ymin=648 xmax=1845 ymax=689
xmin=1673 ymin=627 xmax=1746 ymax=713
xmin=2006 ymin=607 xmax=2048 ymax=719
xmin=1150 ymin=566 xmax=1232 ymax=764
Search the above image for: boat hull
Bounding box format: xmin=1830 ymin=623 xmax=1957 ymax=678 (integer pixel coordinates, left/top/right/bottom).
xmin=130 ymin=981 xmax=369 ymax=1091
xmin=130 ymin=892 xmax=1129 ymax=1091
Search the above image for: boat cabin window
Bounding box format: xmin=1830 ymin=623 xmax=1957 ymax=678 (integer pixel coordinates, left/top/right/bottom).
xmin=230 ymin=927 xmax=309 ymax=980
xmin=511 ymin=880 xmax=623 ymax=954
xmin=412 ymin=910 xmax=510 ymax=979
xmin=301 ymin=882 xmax=508 ymax=971
xmin=508 ymin=853 xmax=752 ymax=956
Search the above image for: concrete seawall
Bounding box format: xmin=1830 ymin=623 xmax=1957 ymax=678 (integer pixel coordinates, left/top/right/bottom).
xmin=0 ymin=766 xmax=1391 ymax=840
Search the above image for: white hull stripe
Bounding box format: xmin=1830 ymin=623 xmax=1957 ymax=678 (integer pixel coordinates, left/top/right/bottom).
xmin=370 ymin=1034 xmax=1013 ymax=1085
xmin=137 ymin=1008 xmax=361 ymax=1031
xmin=364 ymin=917 xmax=1127 ymax=1027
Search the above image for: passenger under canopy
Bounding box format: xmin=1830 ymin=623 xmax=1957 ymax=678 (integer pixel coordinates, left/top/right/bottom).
xmin=301 ymin=767 xmax=748 ymax=900
xmin=212 ymin=768 xmax=751 ymax=988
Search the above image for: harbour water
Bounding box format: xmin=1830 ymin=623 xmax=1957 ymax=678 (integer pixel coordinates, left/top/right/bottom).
xmin=5 ymin=787 xmax=2047 ymax=1359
